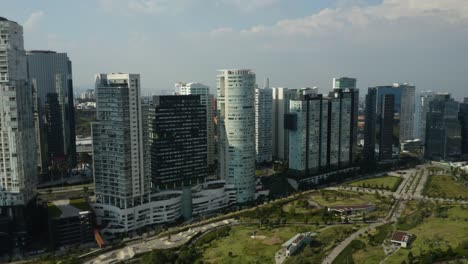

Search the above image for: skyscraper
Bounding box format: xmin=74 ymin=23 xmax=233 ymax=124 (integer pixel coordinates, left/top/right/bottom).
xmin=255 ymin=78 xmax=272 ymax=163
xmin=331 ymin=77 xmax=359 ymax=164
xmin=416 ymin=91 xmax=435 ymax=143
xmin=272 ymin=87 xmax=298 ymax=161
xmin=375 ymin=83 xmax=415 ymax=143
xmin=425 ymin=94 xmax=461 ymax=160
xmin=288 ymin=94 xmax=328 ymax=174
xmin=379 ymin=94 xmax=395 ymax=160
xmin=287 ymin=85 xmax=358 ymax=175
xmin=174 ymin=82 xmax=215 ymax=170
xmin=0 ymin=17 xmax=37 ymax=249
xmin=148 ymin=95 xmax=207 ymax=189
xmin=364 ymin=87 xmax=377 ymax=162
xmin=217 ymin=69 xmax=256 ymax=203
xmin=92 ymin=73 xmax=150 ymax=232
xmin=0 ymin=17 xmax=37 ymax=209
xmin=27 ymin=50 xmax=76 ymax=170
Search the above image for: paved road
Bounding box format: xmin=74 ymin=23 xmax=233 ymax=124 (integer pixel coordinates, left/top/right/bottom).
xmin=84 ymin=219 xmax=237 ymax=264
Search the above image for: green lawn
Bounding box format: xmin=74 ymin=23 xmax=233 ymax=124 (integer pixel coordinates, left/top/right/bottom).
xmin=47 ymin=203 xmax=62 ymax=218
xmin=385 ymin=206 xmax=468 ymax=263
xmin=201 ymin=225 xmax=315 ymax=263
xmin=349 ymin=176 xmax=402 ymax=191
xmin=424 ymin=174 xmax=468 ymax=199
xmin=70 ymin=198 xmax=91 ymax=211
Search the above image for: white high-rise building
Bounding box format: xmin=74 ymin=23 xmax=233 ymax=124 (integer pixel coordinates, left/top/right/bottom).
xmin=0 ymin=17 xmax=37 ymax=208
xmin=217 ymin=69 xmax=256 ymax=203
xmin=175 ymin=82 xmax=215 ymax=169
xmin=92 ymin=73 xmax=154 ymax=233
xmin=255 ymin=78 xmax=272 ymax=163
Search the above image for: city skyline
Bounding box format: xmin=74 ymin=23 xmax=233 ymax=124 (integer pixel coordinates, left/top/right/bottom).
xmin=2 ymin=0 xmax=468 ymax=99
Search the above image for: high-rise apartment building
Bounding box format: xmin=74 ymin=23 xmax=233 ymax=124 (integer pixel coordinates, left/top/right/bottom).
xmin=148 ymin=95 xmax=207 ymax=189
xmin=331 ymin=77 xmax=359 ymax=164
xmin=287 ymin=83 xmax=358 ymax=175
xmin=288 ymin=94 xmax=328 ymax=173
xmin=379 ymin=95 xmax=395 ymax=160
xmin=217 ymin=69 xmax=256 ymax=203
xmin=363 ymin=87 xmax=377 ymax=162
xmin=92 ymin=73 xmax=151 ymax=232
xmin=0 ymin=17 xmax=37 ymax=208
xmin=174 ymin=82 xmax=215 ymax=170
xmin=425 ymin=94 xmax=461 ymax=160
xmin=27 ymin=50 xmax=76 ymax=170
xmin=0 ymin=17 xmax=37 ymax=251
xmin=255 ymin=78 xmax=272 ymax=163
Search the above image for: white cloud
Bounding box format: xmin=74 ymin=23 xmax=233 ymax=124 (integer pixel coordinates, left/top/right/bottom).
xmin=97 ymin=0 xmax=168 ymax=15
xmin=220 ymin=0 xmax=278 ymax=12
xmin=229 ymin=0 xmax=468 ymax=37
xmin=23 ymin=11 xmax=44 ymax=32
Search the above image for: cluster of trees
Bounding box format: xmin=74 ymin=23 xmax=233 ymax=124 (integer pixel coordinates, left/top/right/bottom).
xmin=403 ymin=246 xmax=460 ymax=264
xmin=140 ymin=247 xmax=202 ymax=264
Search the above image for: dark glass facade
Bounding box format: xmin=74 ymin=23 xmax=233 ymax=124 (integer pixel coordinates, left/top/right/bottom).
xmin=149 ymin=95 xmax=207 ymax=189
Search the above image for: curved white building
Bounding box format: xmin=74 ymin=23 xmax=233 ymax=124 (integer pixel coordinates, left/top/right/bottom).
xmin=217 ymin=69 xmax=256 ymax=203
xmin=92 ymin=191 xmax=183 ymax=234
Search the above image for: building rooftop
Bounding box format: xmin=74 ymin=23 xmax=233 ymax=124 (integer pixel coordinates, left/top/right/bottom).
xmin=48 ymin=198 xmax=91 ymax=219
xmin=391 ymin=231 xmax=410 ymax=242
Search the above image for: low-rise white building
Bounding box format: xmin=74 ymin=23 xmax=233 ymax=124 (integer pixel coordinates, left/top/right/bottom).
xmin=92 ymin=180 xmax=239 ymax=235
xmin=328 ymin=203 xmax=375 ymax=216
xmin=76 ymin=102 xmax=96 ymax=110
xmin=391 ymin=231 xmax=412 ymax=248
xmin=281 ymin=232 xmax=314 ymax=256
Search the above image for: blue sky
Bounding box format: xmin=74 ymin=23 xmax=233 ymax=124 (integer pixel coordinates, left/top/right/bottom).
xmin=2 ymin=0 xmax=468 ymax=98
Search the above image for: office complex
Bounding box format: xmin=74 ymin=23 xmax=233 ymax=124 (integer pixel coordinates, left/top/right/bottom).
xmin=425 ymin=94 xmax=461 ymax=161
xmin=375 ymin=83 xmax=415 ymax=143
xmin=255 ymin=78 xmax=273 ymax=163
xmin=217 ymin=69 xmax=256 ymax=203
xmin=363 ymin=87 xmax=377 ymax=162
xmin=416 ymin=91 xmax=435 ymax=143
xmin=287 ymin=82 xmax=358 ymax=175
xmin=174 ymin=82 xmax=215 ymax=169
xmin=380 ymin=95 xmax=395 ymax=160
xmin=0 ymin=17 xmax=37 ymax=208
xmin=27 ymin=50 xmax=76 ymax=170
xmin=148 ymin=95 xmax=207 ymax=189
